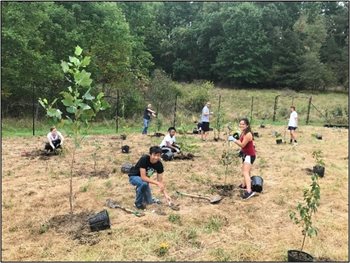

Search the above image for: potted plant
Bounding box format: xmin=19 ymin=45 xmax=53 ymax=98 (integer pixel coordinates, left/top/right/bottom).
xmin=312 ymin=150 xmax=325 ymax=177
xmin=275 ymin=132 xmax=283 ymax=144
xmin=288 ymin=173 xmax=320 ymax=262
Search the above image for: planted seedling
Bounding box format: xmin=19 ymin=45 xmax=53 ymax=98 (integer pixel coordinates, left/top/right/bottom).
xmin=220 ymin=148 xmax=239 ymax=186
xmin=39 ymin=46 xmax=110 ymax=216
xmin=312 ymin=150 xmax=325 ymax=177
xmin=288 ymin=173 xmax=320 ymax=261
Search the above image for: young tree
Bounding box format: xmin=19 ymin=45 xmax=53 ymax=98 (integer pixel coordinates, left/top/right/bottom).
xmin=39 ymin=46 xmax=109 ymax=215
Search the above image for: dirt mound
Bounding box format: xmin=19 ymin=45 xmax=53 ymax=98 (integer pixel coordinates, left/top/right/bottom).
xmin=48 ymin=211 xmax=102 ymax=245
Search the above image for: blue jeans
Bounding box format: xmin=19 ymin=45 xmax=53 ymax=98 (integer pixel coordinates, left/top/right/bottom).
xmin=142 ymin=118 xmax=150 ymax=134
xmin=129 ymin=175 xmax=153 ymax=207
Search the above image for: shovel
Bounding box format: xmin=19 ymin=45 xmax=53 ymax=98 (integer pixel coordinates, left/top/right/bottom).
xmin=176 ymin=191 xmax=223 ymax=204
xmin=106 ymin=199 xmax=145 ymax=217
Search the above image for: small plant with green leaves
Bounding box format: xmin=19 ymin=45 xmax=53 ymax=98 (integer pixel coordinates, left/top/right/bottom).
xmin=39 ymin=46 xmax=109 ymax=216
xmin=220 ymin=148 xmax=239 ymax=185
xmin=289 ymin=173 xmax=320 ymax=252
xmin=155 ymin=242 xmax=170 ymax=257
xmin=312 ymin=150 xmax=325 ymax=167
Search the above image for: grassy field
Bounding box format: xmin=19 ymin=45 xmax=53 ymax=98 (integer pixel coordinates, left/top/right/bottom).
xmin=2 ymin=88 xmax=348 ymax=261
xmin=2 ymin=88 xmax=348 ymax=137
xmin=2 ymin=125 xmax=348 ymax=261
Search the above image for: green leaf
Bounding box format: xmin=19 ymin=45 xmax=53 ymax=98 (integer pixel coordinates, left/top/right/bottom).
xmin=82 ymin=90 xmax=95 ymax=100
xmin=67 ymin=106 xmax=77 ymax=114
xmin=47 ymin=108 xmax=62 ymax=119
xmin=80 ymin=56 xmax=91 ymax=67
xmin=69 ymin=56 xmax=80 ymax=67
xmin=38 ymin=98 xmax=47 ymax=109
xmin=75 ymin=45 xmax=83 ymax=56
xmin=68 ymin=86 xmax=73 ymax=93
xmin=74 ymin=70 xmax=92 ymax=87
xmin=78 ymin=103 xmax=91 ymax=110
xmin=61 ymin=61 xmax=69 ymax=73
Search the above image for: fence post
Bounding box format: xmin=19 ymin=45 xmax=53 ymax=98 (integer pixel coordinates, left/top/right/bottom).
xmin=32 ymin=85 xmax=35 ymax=136
xmin=116 ymin=90 xmax=119 ymax=133
xmin=306 ymin=96 xmax=312 ymax=125
xmin=216 ymin=95 xmax=221 ymax=129
xmin=173 ymin=94 xmax=177 ymax=128
xmin=250 ymin=96 xmax=254 ymax=124
xmin=273 ymin=95 xmax=280 ymax=122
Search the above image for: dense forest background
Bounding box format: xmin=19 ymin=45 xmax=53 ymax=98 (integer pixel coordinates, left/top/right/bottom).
xmin=1 ymin=1 xmax=349 ymax=118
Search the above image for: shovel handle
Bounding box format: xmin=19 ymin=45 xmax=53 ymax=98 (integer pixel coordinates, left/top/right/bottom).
xmin=176 ymin=191 xmax=210 ymax=201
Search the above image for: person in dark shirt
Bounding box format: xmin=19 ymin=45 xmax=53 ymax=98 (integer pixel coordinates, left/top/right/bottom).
xmin=142 ymin=104 xmax=156 ymax=135
xmin=128 ymin=146 xmax=171 ymax=209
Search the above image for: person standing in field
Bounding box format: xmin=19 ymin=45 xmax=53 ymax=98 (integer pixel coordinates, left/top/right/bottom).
xmin=288 ymin=106 xmax=298 ymax=145
xmin=128 ymin=146 xmax=172 ymax=210
xmin=200 ymin=102 xmax=213 ymax=141
xmin=142 ymin=104 xmax=156 ymax=135
xmin=45 ymin=126 xmax=64 ymax=152
xmin=229 ymin=118 xmax=256 ymax=200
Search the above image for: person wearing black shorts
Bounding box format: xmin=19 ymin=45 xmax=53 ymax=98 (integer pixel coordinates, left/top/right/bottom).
xmin=200 ymin=102 xmax=213 ymax=141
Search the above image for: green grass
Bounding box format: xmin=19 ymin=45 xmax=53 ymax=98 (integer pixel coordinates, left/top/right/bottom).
xmin=3 ymin=88 xmax=347 ymax=137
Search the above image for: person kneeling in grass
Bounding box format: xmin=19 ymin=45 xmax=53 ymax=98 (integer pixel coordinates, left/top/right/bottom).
xmin=229 ymin=118 xmax=256 ymax=200
xmin=45 ymin=126 xmax=64 ymax=153
xmin=128 ymin=146 xmax=172 ymax=210
xmin=160 ymin=127 xmax=181 ymax=154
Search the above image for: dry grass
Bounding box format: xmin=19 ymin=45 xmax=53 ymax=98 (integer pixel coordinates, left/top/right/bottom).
xmin=2 ymin=125 xmax=348 ymax=261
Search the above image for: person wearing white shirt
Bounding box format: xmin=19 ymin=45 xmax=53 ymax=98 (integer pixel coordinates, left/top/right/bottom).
xmin=287 ymin=106 xmax=298 ymax=145
xmin=160 ymin=127 xmax=181 ymax=153
xmin=200 ymin=102 xmax=213 ymax=141
xmin=45 ymin=126 xmax=64 ymax=152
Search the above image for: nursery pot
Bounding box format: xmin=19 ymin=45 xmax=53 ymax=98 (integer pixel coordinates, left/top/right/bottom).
xmin=120 ymin=134 xmax=127 ymax=140
xmin=121 ymin=145 xmax=130 ymax=153
xmin=276 ymin=138 xmax=283 ymax=144
xmin=253 ymin=132 xmax=259 ymax=138
xmin=251 ymin=176 xmax=263 ymax=193
xmin=313 ymin=165 xmax=325 ymax=177
xmin=316 ymin=134 xmax=322 ymax=140
xmin=88 ymin=210 xmax=110 ymax=232
xmin=287 ymin=250 xmax=313 ymax=262
xmin=193 ymin=128 xmax=199 ymax=134
xmin=260 ymin=124 xmax=265 ymax=128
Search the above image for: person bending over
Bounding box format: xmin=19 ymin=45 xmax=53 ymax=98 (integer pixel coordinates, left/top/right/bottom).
xmin=128 ymin=146 xmax=172 ymax=210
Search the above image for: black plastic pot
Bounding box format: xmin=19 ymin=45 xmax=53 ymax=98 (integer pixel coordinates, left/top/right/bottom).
xmin=120 ymin=134 xmax=127 ymax=140
xmin=251 ymin=176 xmax=263 ymax=193
xmin=193 ymin=128 xmax=199 ymax=134
xmin=260 ymin=124 xmax=265 ymax=128
xmin=316 ymin=134 xmax=322 ymax=140
xmin=121 ymin=145 xmax=130 ymax=153
xmin=253 ymin=132 xmax=259 ymax=138
xmin=276 ymin=139 xmax=283 ymax=144
xmin=287 ymin=250 xmax=313 ymax=262
xmin=313 ymin=165 xmax=325 ymax=177
xmin=88 ymin=210 xmax=111 ymax=232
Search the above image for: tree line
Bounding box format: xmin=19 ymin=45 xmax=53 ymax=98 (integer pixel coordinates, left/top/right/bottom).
xmin=1 ymin=1 xmax=348 ymax=118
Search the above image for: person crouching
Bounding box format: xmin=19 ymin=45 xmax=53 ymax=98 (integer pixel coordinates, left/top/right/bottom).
xmin=45 ymin=126 xmax=64 ymax=153
xmin=128 ymin=146 xmax=172 ymax=210
xmin=160 ymin=127 xmax=181 ymax=154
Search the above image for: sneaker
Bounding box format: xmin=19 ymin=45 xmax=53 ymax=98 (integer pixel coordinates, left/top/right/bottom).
xmin=134 ymin=203 xmax=146 ymax=210
xmin=241 ymin=191 xmax=256 ymax=200
xmin=152 ymin=197 xmax=162 ymax=204
xmin=238 ymin=184 xmax=246 ymax=189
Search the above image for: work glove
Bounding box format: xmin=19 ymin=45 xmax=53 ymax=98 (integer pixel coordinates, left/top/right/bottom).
xmin=228 ymin=136 xmax=237 ymax=142
xmin=175 ymin=148 xmax=181 ymax=153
